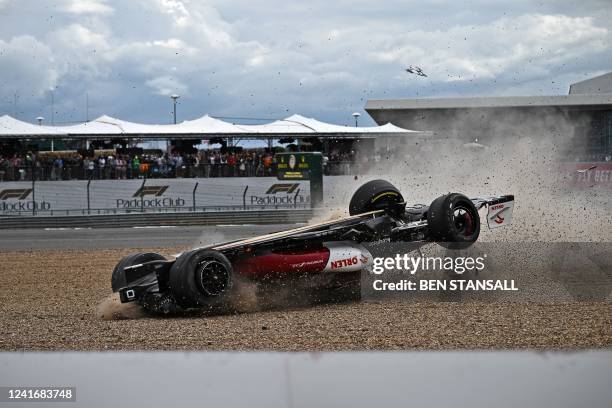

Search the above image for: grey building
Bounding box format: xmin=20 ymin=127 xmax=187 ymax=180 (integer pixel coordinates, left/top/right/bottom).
xmin=570 ymin=72 xmax=612 ymax=94
xmin=365 ymin=72 xmax=612 ymax=159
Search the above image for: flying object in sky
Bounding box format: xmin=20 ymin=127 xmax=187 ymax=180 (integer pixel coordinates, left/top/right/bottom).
xmin=405 ymin=65 xmax=427 ymax=77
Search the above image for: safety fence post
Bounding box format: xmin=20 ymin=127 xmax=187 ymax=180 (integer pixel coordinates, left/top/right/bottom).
xmin=293 ymin=188 xmax=300 ymax=208
xmin=87 ymin=179 xmax=92 ymax=215
xmin=242 ymin=185 xmax=249 ymax=210
xmin=140 ymin=178 xmax=147 ymax=213
xmin=192 ymin=182 xmax=199 ymax=212
xmin=31 ymin=178 xmax=36 ymax=216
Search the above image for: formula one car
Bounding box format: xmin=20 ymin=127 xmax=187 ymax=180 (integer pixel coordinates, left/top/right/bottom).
xmin=111 ymin=180 xmax=514 ymax=314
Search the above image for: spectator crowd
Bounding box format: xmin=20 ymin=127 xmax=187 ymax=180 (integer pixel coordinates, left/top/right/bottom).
xmin=2 ymin=147 xmax=609 ymax=182
xmin=0 ymin=148 xmax=362 ymax=181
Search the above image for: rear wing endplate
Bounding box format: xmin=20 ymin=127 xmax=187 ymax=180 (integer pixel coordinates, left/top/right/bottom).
xmin=471 ymin=195 xmax=515 ymax=229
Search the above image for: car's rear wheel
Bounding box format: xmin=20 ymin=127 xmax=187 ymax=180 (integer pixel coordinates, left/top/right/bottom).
xmin=427 ymin=193 xmax=480 ymax=249
xmin=111 ymin=252 xmax=166 ymax=292
xmin=169 ymin=249 xmax=234 ymax=308
xmin=349 ymin=179 xmax=404 ymax=216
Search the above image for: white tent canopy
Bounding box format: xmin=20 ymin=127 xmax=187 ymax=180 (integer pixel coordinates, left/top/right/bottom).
xmin=0 ymin=115 xmax=65 ymax=136
xmin=0 ymin=113 xmax=422 ymax=139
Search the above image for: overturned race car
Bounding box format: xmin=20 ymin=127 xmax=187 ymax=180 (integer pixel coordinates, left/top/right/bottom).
xmin=111 ymin=179 xmax=514 ymax=314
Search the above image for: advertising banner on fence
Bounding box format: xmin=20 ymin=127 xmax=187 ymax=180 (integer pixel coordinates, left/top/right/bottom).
xmin=0 ymin=178 xmax=311 ymax=215
xmin=560 ymin=162 xmax=612 ymax=187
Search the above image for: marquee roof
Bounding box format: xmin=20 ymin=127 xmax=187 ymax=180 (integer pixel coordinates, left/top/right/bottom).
xmin=0 ymin=113 xmax=421 ymax=140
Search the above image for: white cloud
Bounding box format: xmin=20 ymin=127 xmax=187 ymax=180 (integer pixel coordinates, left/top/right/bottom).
xmin=45 ymin=24 xmax=112 ymax=81
xmin=0 ymin=35 xmax=58 ymax=98
xmin=49 ymin=24 xmax=110 ymax=50
xmin=145 ymin=75 xmax=188 ymax=96
xmin=154 ymin=0 xmax=189 ymax=25
xmin=150 ymin=1 xmax=236 ymax=48
xmin=64 ymin=0 xmax=114 ymax=14
xmin=359 ymin=13 xmax=610 ymax=88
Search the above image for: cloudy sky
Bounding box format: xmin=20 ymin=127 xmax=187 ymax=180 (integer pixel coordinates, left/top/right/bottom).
xmin=0 ymin=0 xmax=610 ymax=126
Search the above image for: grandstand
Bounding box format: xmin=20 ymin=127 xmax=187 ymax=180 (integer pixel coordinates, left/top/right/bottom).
xmin=0 ymin=114 xmax=424 ymax=181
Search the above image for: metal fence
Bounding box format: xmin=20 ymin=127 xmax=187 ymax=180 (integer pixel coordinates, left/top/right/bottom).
xmin=0 ymin=161 xmax=361 ymax=182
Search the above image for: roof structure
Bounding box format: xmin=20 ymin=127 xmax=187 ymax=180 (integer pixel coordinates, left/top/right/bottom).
xmin=0 ymin=115 xmax=65 ymax=136
xmin=233 ymin=114 xmax=411 ymax=135
xmin=569 ymin=72 xmax=612 ymax=94
xmin=0 ymin=113 xmax=422 ymax=140
xmin=365 ymin=93 xmax=612 ymax=111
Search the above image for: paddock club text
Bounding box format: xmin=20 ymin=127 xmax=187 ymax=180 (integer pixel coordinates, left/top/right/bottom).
xmin=117 ymin=196 xmax=186 ymax=209
xmin=116 ymin=193 xmax=309 ymax=208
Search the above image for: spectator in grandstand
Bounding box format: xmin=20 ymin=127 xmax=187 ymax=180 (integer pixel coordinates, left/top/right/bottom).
xmin=238 ymin=157 xmax=246 ymax=176
xmin=262 ymin=154 xmax=273 ymax=176
xmin=132 ymin=155 xmax=141 ymax=178
xmin=85 ymin=158 xmax=95 ymax=179
xmin=51 ymin=157 xmax=63 ymax=181
xmin=0 ymin=156 xmax=8 ymax=181
xmin=115 ymin=156 xmax=127 ymax=179
xmin=0 ymin=144 xmax=369 ymax=181
xmin=98 ymin=155 xmax=106 ymax=179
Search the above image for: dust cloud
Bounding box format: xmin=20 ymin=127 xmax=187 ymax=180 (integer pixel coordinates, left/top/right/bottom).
xmin=96 ymin=293 xmax=145 ymax=320
xmin=97 ymin=109 xmax=610 ymax=320
xmin=322 ymin=109 xmax=610 ymax=242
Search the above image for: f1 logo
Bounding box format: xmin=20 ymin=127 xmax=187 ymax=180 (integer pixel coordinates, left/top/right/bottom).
xmin=133 ymin=186 xmax=169 ymax=198
xmin=265 ymin=183 xmax=300 ymax=194
xmin=0 ymin=189 xmax=33 ymax=200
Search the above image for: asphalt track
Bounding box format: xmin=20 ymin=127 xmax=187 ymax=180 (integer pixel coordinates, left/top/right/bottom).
xmin=0 ymin=224 xmax=294 ymax=251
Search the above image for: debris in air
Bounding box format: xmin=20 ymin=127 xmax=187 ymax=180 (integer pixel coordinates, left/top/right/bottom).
xmin=405 ymin=65 xmax=427 ymax=77
xmin=576 ymin=165 xmax=597 ymax=173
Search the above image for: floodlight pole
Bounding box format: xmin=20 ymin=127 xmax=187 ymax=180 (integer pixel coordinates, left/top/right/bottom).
xmin=170 ymin=94 xmax=180 ymax=124
xmin=51 ymin=91 xmax=54 ymax=125
xmin=169 ymin=94 xmax=180 ymax=154
xmin=352 ymin=112 xmax=361 ymax=127
xmin=37 ymin=116 xmax=53 ymax=151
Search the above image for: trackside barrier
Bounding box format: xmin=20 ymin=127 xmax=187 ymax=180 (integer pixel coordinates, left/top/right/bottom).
xmin=0 ymin=177 xmax=312 ymax=217
xmin=0 ymin=204 xmax=311 ymax=217
xmin=0 ymin=209 xmax=314 ymax=229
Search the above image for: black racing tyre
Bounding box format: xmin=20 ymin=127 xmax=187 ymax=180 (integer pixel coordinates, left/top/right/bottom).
xmin=169 ymin=249 xmax=234 ymax=308
xmin=111 ymin=252 xmax=166 ymax=292
xmin=349 ymin=179 xmax=404 ymax=216
xmin=427 ymin=193 xmax=480 ymax=249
